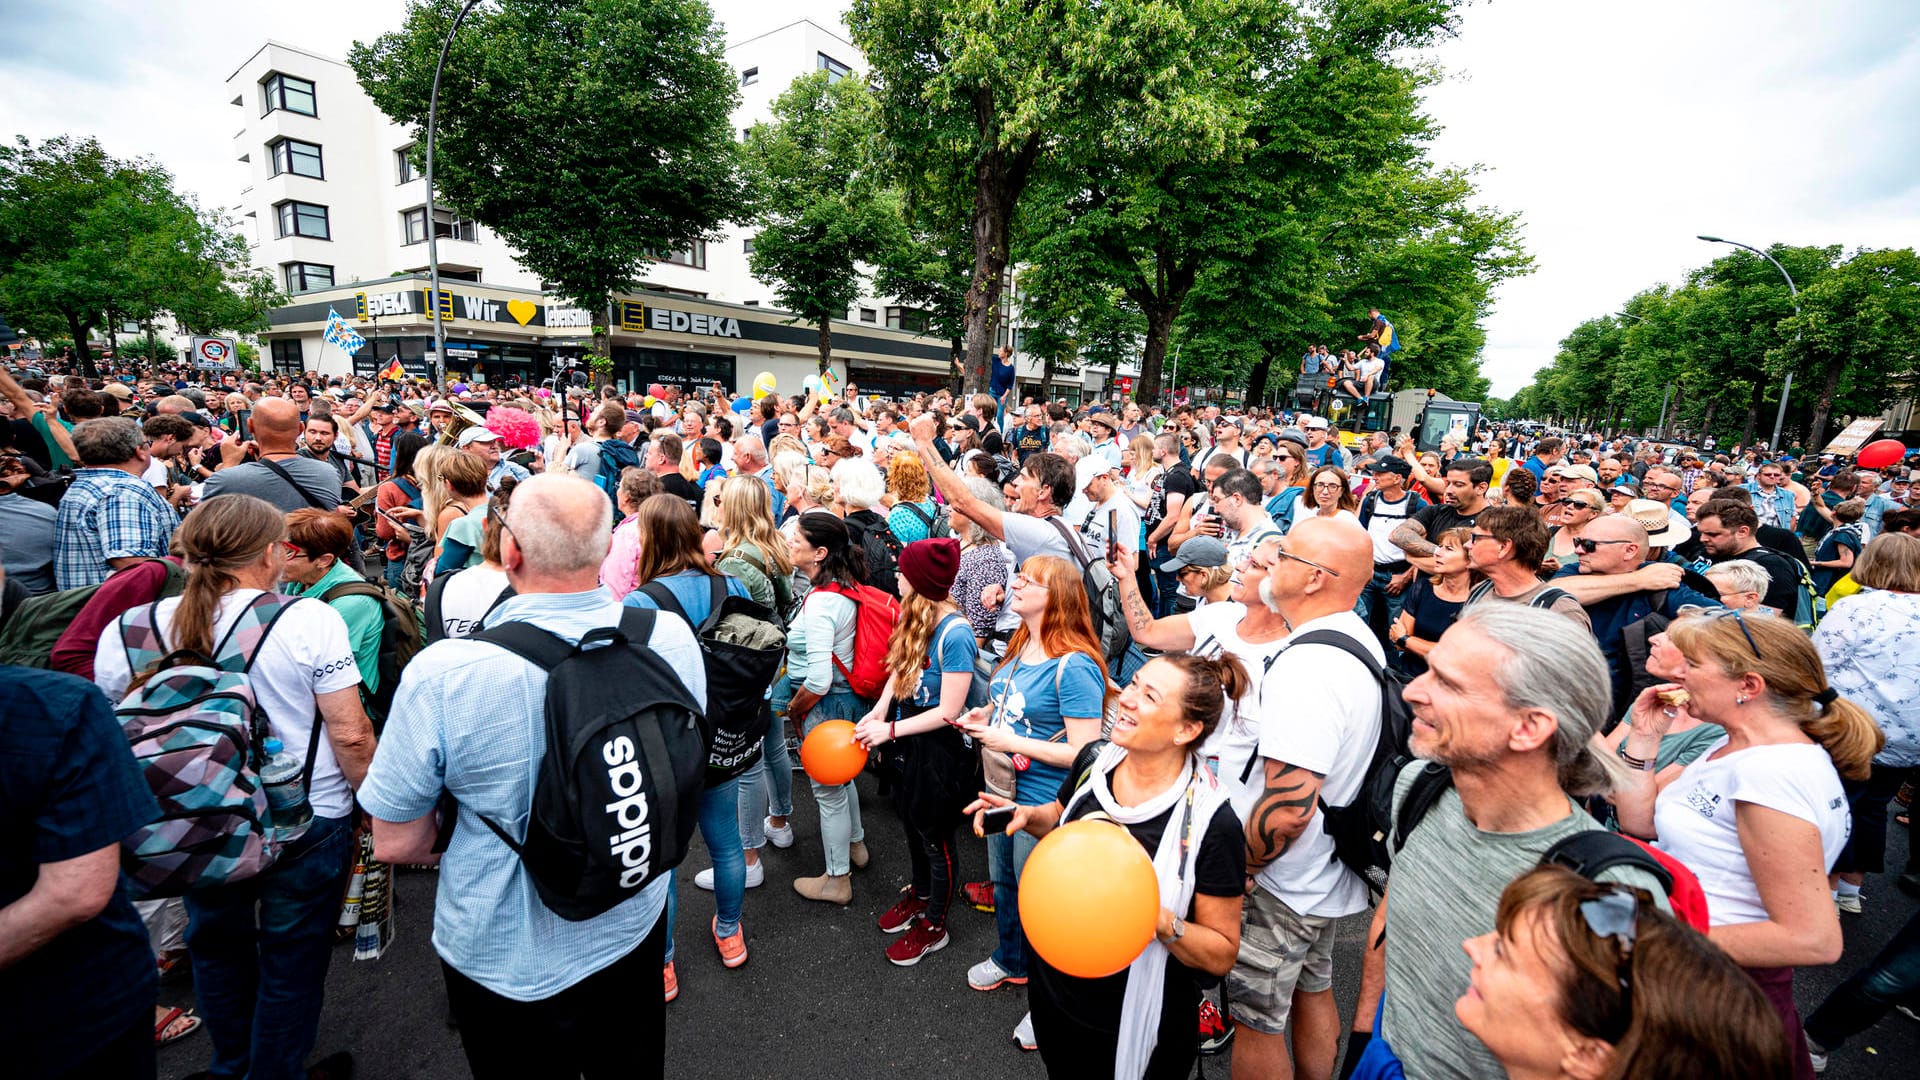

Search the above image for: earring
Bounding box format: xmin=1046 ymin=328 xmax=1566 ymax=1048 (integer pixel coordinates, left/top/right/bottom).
xmin=1735 ymin=695 xmax=1748 ymax=705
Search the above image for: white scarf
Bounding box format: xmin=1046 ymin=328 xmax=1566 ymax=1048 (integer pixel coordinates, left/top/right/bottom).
xmin=1062 ymin=743 xmax=1230 ymax=1080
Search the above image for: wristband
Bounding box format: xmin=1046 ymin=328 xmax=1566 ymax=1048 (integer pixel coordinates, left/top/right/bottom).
xmin=1620 ymin=750 xmax=1657 ymax=771
xmin=1339 ymin=1031 xmax=1373 ymax=1080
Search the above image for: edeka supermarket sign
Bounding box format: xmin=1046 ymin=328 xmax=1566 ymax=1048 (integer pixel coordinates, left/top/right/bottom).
xmin=354 ymin=289 xmax=591 ymax=331
xmin=617 ymin=300 xmax=742 ymax=339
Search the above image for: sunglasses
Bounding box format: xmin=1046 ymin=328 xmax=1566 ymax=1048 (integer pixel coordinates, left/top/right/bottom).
xmin=1272 ymin=544 xmax=1342 ymax=577
xmin=1571 ymin=538 xmax=1635 ymax=554
xmin=1574 ymin=886 xmax=1643 ymax=1031
xmin=1705 ymin=606 xmax=1763 ymax=660
xmin=1556 ymin=497 xmax=1599 ymax=509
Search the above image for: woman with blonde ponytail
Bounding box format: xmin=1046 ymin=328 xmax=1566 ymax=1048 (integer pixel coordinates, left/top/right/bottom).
xmin=1610 ymin=609 xmax=1883 ymax=1079
xmin=92 ymin=494 xmax=377 ymax=1080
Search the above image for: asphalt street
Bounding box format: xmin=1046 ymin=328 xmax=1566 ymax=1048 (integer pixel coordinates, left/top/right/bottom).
xmin=158 ymin=769 xmax=1919 ymax=1080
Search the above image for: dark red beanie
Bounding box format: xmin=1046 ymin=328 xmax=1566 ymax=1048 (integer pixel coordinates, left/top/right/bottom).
xmin=898 ymin=537 xmax=961 ymax=598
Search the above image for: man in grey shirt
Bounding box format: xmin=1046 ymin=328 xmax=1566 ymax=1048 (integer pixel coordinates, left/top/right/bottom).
xmin=0 ymin=489 xmax=59 ymax=594
xmin=1355 ymin=604 xmax=1668 ymax=1080
xmin=201 ymin=398 xmax=345 ymax=515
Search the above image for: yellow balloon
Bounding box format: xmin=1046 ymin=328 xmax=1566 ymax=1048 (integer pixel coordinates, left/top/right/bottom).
xmin=752 ymin=371 xmax=777 ymax=400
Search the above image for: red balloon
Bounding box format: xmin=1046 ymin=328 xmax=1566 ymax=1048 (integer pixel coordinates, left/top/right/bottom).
xmin=1019 ymin=819 xmax=1161 ymax=978
xmin=800 ymin=720 xmax=867 ymax=785
xmin=1856 ymin=439 xmax=1905 ymax=470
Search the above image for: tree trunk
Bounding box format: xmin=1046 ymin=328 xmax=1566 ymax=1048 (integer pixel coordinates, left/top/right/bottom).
xmin=949 ymin=336 xmax=964 ymax=396
xmin=590 ymin=302 xmax=612 ymax=392
xmin=958 ymin=119 xmax=1040 ymax=396
xmin=1106 ymin=350 xmax=1120 ymax=403
xmin=1246 ymin=350 xmax=1276 ymax=408
xmin=1700 ymin=398 xmax=1717 ymax=444
xmin=1041 ymin=352 xmax=1057 ymax=401
xmin=1136 ymin=302 xmax=1178 ymax=403
xmin=1739 ymin=381 xmax=1762 ymax=449
xmin=66 ymin=310 xmax=97 ymax=381
xmin=816 ymin=317 xmax=832 ymax=375
xmin=1807 ymin=361 xmax=1843 ymax=452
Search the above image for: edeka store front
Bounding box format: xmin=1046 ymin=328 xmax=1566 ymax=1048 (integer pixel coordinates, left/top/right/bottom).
xmin=260 ymin=276 xmax=955 ymax=397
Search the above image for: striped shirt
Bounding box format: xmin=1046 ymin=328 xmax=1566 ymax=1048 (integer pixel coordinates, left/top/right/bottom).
xmin=53 ymin=467 xmax=178 ymax=591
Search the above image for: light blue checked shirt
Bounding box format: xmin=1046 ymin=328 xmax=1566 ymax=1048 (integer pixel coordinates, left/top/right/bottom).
xmin=358 ymin=587 xmax=705 ymax=1001
xmin=53 ymin=466 xmax=178 ymax=590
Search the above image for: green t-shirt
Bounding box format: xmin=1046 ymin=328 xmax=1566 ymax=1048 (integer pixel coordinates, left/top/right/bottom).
xmin=287 ymin=558 xmax=385 ymax=695
xmin=31 ymin=413 xmax=71 ymax=470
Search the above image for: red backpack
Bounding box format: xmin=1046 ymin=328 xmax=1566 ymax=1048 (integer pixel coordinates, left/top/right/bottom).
xmin=1540 ymin=830 xmax=1711 ymax=932
xmin=815 ymin=582 xmax=900 ymax=700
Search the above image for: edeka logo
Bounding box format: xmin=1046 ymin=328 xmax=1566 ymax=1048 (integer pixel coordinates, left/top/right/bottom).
xmin=601 ymin=734 xmax=654 ymax=888
xmin=646 ymin=306 xmax=742 ymax=339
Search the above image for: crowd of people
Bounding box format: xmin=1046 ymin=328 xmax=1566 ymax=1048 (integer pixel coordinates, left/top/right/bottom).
xmin=4 ymin=356 xmax=1919 ymax=1080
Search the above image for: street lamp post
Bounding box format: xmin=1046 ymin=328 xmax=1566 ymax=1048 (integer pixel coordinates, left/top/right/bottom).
xmin=1698 ymin=235 xmax=1801 ymax=451
xmin=424 ymin=0 xmax=483 ymax=389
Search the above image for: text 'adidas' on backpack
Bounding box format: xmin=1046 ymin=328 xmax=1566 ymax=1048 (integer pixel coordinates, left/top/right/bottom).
xmin=638 ymin=576 xmax=784 ymax=784
xmin=116 ymin=592 xmax=309 ymax=898
xmin=471 ymin=608 xmax=707 ymax=921
xmin=816 ymin=581 xmax=901 ymax=701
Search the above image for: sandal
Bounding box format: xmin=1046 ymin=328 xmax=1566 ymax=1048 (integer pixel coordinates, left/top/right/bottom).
xmin=155 ymin=1006 xmax=202 ymax=1047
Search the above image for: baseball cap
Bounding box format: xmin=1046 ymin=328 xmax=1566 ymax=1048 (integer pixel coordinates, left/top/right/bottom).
xmin=429 ymin=399 xmax=454 ymax=413
xmin=98 ymin=382 xmax=132 ymax=400
xmin=369 ymin=400 xmax=394 ymax=414
xmin=456 ymin=426 xmax=501 ymax=447
xmin=1557 ymin=464 xmax=1601 ymax=485
xmin=1366 ymin=457 xmax=1413 ymax=478
xmin=1161 ymin=536 xmax=1228 ymax=571
xmin=1075 ymin=455 xmax=1121 ymax=491
xmin=1302 ymin=415 xmax=1329 ymax=431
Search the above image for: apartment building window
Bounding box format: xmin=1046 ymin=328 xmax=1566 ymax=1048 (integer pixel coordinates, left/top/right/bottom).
xmin=885 ymin=306 xmax=928 ymax=333
xmin=274 ymin=200 xmax=330 ymax=240
xmin=741 ymin=66 xmax=759 ymax=86
xmin=859 ymin=308 xmax=877 ymax=323
xmin=270 ymin=338 xmax=305 ymax=373
xmin=268 ymin=137 xmax=324 ymax=180
xmin=261 ymin=72 xmax=317 ymax=117
xmin=742 ymin=237 xmax=756 ymax=255
xmin=281 ymin=262 xmax=334 ymax=293
xmin=656 ymin=241 xmax=707 ymax=269
xmin=395 ymin=146 xmax=419 ymax=183
xmin=402 ymin=206 xmax=477 ymax=245
xmin=818 ymin=53 xmax=851 ymax=83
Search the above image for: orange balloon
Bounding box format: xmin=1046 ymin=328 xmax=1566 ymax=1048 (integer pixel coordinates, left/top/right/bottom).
xmin=1019 ymin=818 xmax=1160 ymax=978
xmin=800 ymin=720 xmax=868 ymax=785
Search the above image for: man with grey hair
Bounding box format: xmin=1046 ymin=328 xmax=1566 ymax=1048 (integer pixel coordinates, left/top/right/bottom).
xmin=1702 ymin=558 xmax=1769 ymax=610
xmin=1348 ymin=605 xmax=1669 ymax=1080
xmin=52 ymin=417 xmax=178 ymax=589
xmin=363 ymin=474 xmax=703 ymax=1076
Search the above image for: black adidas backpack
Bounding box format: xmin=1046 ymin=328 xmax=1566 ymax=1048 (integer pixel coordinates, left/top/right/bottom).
xmin=470 ymin=609 xmax=708 ymax=921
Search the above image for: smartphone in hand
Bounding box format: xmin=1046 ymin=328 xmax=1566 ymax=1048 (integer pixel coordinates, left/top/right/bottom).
xmin=1107 ymin=508 xmax=1119 ymax=563
xmin=979 ymin=806 xmax=1017 ymax=834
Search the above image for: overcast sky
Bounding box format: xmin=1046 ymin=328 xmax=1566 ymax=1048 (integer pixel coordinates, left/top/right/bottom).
xmin=3 ymin=0 xmax=1915 ymax=396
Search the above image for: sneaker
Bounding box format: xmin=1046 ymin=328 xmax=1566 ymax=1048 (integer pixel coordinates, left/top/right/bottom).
xmin=1198 ymin=997 xmax=1234 ymax=1055
xmin=968 ymin=956 xmax=1027 ymax=991
xmin=764 ymin=816 xmax=795 ymax=849
xmin=886 ymin=918 xmax=950 ymax=966
xmin=1808 ymin=1039 xmax=1828 ymax=1074
xmin=1012 ymin=1011 xmax=1037 ymax=1051
xmin=696 ymin=860 xmax=764 ymax=890
xmin=878 ymin=888 xmax=928 ymax=934
xmin=662 ymin=961 xmax=678 ymax=1003
xmin=712 ymin=917 xmax=748 ymax=968
xmin=964 ymin=880 xmax=996 ymax=913
xmin=1835 ymin=890 xmax=1862 ymax=915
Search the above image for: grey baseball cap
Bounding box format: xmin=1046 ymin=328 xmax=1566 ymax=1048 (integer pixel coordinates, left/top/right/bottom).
xmin=1161 ymin=536 xmax=1229 ymax=571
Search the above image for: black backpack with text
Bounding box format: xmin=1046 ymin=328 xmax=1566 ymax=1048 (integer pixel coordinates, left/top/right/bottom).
xmin=638 ymin=576 xmax=783 ymax=784
xmin=470 ymin=609 xmax=708 ymax=921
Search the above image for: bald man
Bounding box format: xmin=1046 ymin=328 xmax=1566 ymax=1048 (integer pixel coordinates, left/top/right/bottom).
xmin=1551 ymin=512 xmax=1718 ymax=713
xmin=361 ymin=473 xmax=706 ymax=1074
xmin=200 ymin=396 xmax=350 ymax=516
xmin=1232 ymin=513 xmax=1386 ymax=1080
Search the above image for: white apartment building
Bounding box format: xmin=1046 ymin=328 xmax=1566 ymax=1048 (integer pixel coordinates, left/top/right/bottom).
xmin=229 ymin=21 xmax=1114 ymax=401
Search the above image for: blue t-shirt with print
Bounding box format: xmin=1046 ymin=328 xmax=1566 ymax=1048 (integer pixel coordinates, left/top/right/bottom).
xmin=624 ymin=568 xmax=749 ymax=627
xmin=988 ymin=652 xmax=1106 ymax=805
xmin=913 ymin=614 xmax=979 ymax=709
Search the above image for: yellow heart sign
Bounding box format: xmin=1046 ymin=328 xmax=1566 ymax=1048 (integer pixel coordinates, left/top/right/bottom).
xmin=506 ymin=299 xmax=538 ymax=326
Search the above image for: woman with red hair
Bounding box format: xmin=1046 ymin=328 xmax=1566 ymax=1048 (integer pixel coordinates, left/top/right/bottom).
xmin=958 ymin=553 xmax=1111 ymax=1051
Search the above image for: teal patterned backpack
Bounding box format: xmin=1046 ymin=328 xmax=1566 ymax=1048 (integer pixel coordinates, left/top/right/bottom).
xmin=115 ymin=592 xmax=309 ymax=898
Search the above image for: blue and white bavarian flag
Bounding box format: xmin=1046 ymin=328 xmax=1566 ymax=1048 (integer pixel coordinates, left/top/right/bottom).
xmin=323 ymin=308 xmax=367 ymax=356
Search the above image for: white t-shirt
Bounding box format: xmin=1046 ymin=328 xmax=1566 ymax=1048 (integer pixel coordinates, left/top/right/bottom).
xmin=141 ymin=456 xmax=169 ymax=488
xmin=437 ymin=565 xmax=513 ymax=640
xmin=95 ymin=589 xmax=363 ymax=819
xmin=1653 ymin=739 xmax=1850 ymax=926
xmin=1074 ymin=492 xmax=1141 ymax=557
xmin=999 ymin=511 xmax=1084 ymax=566
xmin=1244 ymin=611 xmax=1383 ymax=917
xmin=1191 ymin=601 xmax=1291 ymax=785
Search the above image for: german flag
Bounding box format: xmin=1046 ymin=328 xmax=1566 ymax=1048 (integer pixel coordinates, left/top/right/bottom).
xmin=378 ymin=356 xmax=405 ymax=382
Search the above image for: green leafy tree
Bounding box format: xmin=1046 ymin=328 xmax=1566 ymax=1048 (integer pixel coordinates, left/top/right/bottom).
xmin=849 ymin=0 xmax=1250 ymax=395
xmin=0 ymin=135 xmax=280 ymax=379
xmin=1777 ymin=247 xmax=1920 ymax=448
xmin=352 ymin=0 xmax=746 ymax=374
xmin=743 ymin=72 xmax=908 ymax=373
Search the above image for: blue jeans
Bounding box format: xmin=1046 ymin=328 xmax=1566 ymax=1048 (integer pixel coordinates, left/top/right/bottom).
xmin=1356 ymin=567 xmax=1408 ymax=631
xmin=182 ymin=812 xmax=354 ymax=1080
xmin=737 ymin=725 xmax=795 ymax=851
xmin=1805 ymin=906 xmax=1920 ymax=1050
xmin=804 ymin=690 xmax=867 ymax=876
xmin=665 ymin=777 xmax=744 ymax=964
xmin=986 ymin=828 xmax=1039 ymax=977
xmin=383 ymin=553 xmax=405 ymax=590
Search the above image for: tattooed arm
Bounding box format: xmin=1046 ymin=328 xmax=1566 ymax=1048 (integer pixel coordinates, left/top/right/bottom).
xmin=1388 ymin=518 xmax=1435 ymax=561
xmin=1107 ymin=544 xmax=1196 ymax=652
xmin=1245 ymin=759 xmax=1324 ymax=874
